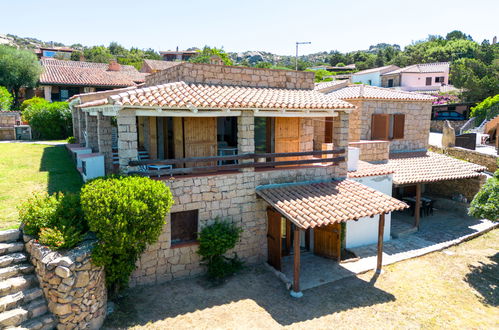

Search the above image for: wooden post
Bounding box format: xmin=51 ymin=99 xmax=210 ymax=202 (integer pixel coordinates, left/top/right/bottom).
xmin=376 ymin=213 xmax=386 ymax=273
xmin=291 ymin=227 xmax=303 ymax=298
xmin=414 ymin=183 xmax=421 ymax=229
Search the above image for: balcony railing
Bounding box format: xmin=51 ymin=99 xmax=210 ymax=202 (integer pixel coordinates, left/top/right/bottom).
xmin=128 ymin=149 xmax=345 ymax=177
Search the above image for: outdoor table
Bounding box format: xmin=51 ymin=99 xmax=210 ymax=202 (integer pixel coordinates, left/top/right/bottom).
xmin=147 ymin=164 xmax=173 ymax=177
xmin=218 ymin=147 xmax=238 ymax=165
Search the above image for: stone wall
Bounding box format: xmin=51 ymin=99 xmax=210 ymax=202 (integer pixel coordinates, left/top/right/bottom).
xmin=349 ymin=99 xmax=432 ymax=152
xmin=430 ymin=120 xmax=467 ymax=133
xmin=426 ymin=174 xmax=488 ymax=202
xmin=348 ymin=140 xmax=390 ymax=163
xmin=24 ymin=238 xmax=107 ymax=330
xmin=299 ymin=118 xmax=314 ymax=152
xmin=0 ymin=111 xmax=20 ymax=127
xmin=430 ymin=146 xmax=498 ymax=173
xmin=0 ymin=127 xmax=15 ymax=140
xmin=145 ymin=62 xmax=315 ymax=90
xmin=381 ymin=74 xmax=400 ymax=88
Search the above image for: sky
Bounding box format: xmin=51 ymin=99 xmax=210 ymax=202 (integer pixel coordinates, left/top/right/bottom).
xmin=1 ymin=0 xmax=498 ymax=55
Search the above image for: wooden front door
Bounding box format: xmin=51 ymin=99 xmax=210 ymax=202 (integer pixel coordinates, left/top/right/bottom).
xmin=275 ymin=118 xmax=300 ymax=163
xmin=314 ymin=223 xmax=341 ymax=260
xmin=183 ymin=117 xmax=217 ymax=167
xmin=267 ymin=208 xmax=282 ymax=271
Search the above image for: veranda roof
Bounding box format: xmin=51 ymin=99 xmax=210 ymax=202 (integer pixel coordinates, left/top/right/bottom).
xmin=388 ymin=151 xmax=486 ymax=185
xmin=256 ymin=179 xmax=408 ymax=229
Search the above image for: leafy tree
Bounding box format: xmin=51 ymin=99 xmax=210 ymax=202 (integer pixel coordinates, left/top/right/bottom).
xmin=83 ymin=46 xmax=114 ymax=63
xmin=0 ymin=86 xmax=13 ymax=111
xmin=0 ymin=45 xmax=42 ymax=108
xmin=328 ymin=50 xmax=347 ymax=66
xmin=450 ymin=58 xmax=499 ymax=103
xmin=469 ymin=170 xmax=499 ymax=222
xmin=470 ymin=94 xmax=499 ymax=123
xmin=190 ymin=46 xmax=233 ymax=65
xmin=306 ymin=69 xmax=333 ymax=82
xmin=254 ymin=62 xmax=272 ymax=69
xmin=70 ymin=50 xmax=83 ymax=61
xmin=446 ymin=30 xmax=473 ymax=41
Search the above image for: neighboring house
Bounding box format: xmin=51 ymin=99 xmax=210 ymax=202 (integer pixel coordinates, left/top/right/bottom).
xmin=308 ymin=64 xmax=356 ymax=72
xmin=36 ymin=58 xmax=147 ymax=102
xmin=140 ymin=59 xmax=182 ymax=73
xmin=351 ymin=65 xmax=400 ymax=86
xmin=69 ymin=62 xmax=407 ymax=295
xmin=159 ymin=50 xmax=197 ymax=61
xmin=381 ymin=62 xmax=450 ymax=91
xmin=35 ymin=47 xmax=75 ymax=60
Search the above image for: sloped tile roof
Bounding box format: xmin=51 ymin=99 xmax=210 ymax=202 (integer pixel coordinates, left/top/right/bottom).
xmin=142 ymin=59 xmax=182 ymax=72
xmin=325 ymin=84 xmax=435 ymax=101
xmin=353 ymin=65 xmax=400 ymax=76
xmin=348 ymin=161 xmax=394 ymax=178
xmin=314 ymin=80 xmax=349 ymax=92
xmin=388 ymin=151 xmax=486 ymax=185
xmin=382 ymin=62 xmax=449 ymax=75
xmin=83 ymin=81 xmax=356 ymax=110
xmin=39 ymin=58 xmax=147 ymax=87
xmin=256 ymin=179 xmax=408 ymax=229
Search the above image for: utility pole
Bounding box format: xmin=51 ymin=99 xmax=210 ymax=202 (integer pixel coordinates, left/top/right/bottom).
xmin=295 ymin=41 xmax=311 ymax=70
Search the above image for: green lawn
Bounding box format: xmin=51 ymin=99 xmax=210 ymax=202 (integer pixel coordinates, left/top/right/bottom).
xmin=0 ymin=143 xmax=82 ymax=230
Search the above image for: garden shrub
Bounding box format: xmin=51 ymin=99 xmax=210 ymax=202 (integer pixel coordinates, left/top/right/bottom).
xmin=20 ymin=97 xmax=46 ymax=112
xmin=197 ymin=219 xmax=243 ymax=280
xmin=470 ymin=94 xmax=499 ymax=124
xmin=66 ymin=136 xmax=76 ymax=144
xmin=18 ymin=192 xmax=88 ymax=250
xmin=0 ymin=86 xmax=13 ymax=111
xmin=469 ymin=169 xmax=499 ymax=221
xmin=22 ymin=99 xmax=72 ymax=139
xmin=80 ymin=175 xmax=174 ymax=292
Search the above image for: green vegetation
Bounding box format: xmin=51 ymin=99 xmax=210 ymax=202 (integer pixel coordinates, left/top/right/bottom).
xmin=469 ymin=169 xmax=499 ymax=221
xmin=80 ymin=176 xmax=174 ymax=292
xmin=189 ymin=46 xmax=233 ymax=65
xmin=0 ymin=86 xmax=13 ymax=111
xmin=470 ymin=94 xmax=499 ymax=123
xmin=306 ymin=69 xmax=334 ymax=82
xmin=18 ymin=192 xmax=88 ymax=249
xmin=451 ymin=58 xmax=499 ymax=103
xmin=22 ymin=98 xmax=72 ymax=139
xmin=0 ymin=45 xmax=42 ymax=107
xmin=197 ymin=220 xmax=243 ymax=280
xmin=0 ymin=143 xmax=82 ymax=229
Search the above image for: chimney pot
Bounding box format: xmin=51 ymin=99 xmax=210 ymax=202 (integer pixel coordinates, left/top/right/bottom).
xmin=210 ymin=55 xmax=224 ymax=66
xmin=108 ymin=59 xmax=121 ymax=71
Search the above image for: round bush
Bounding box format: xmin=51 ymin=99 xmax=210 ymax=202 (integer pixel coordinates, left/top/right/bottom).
xmin=22 ymin=100 xmax=72 ymax=139
xmin=80 ymin=176 xmax=174 ymax=292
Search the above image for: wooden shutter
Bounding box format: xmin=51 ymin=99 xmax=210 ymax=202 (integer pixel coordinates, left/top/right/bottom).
xmin=183 ymin=117 xmax=217 ymax=167
xmin=266 ymin=208 xmax=282 ymax=271
xmin=393 ymin=114 xmax=405 ymax=139
xmin=371 ymin=114 xmax=389 ymax=140
xmin=325 ymin=117 xmax=334 ymax=143
xmin=173 ymin=117 xmax=184 ymax=160
xmin=275 ymin=118 xmax=300 ymax=162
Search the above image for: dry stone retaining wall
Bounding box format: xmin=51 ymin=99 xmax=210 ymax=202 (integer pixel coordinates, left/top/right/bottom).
xmin=24 ymin=237 xmax=107 ymax=330
xmin=430 ymin=146 xmax=498 ymax=173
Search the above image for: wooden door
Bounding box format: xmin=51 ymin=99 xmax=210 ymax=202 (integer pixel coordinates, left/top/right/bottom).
xmin=314 ymin=223 xmax=341 ymax=260
xmin=183 ymin=117 xmax=217 ymax=167
xmin=267 ymin=208 xmax=282 ymax=271
xmin=325 ymin=117 xmax=334 ymax=143
xmin=275 ymin=118 xmax=300 ymax=163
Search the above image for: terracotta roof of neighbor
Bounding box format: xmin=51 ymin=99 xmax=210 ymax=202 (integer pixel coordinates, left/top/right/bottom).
xmin=314 ymin=80 xmax=349 ymax=92
xmin=325 ymin=84 xmax=436 ymax=101
xmin=348 ymin=161 xmax=394 ymax=178
xmin=353 ymin=65 xmax=400 ymax=76
xmin=256 ymin=179 xmax=408 ymax=229
xmin=78 ymin=81 xmax=356 ymax=110
xmin=388 ymin=151 xmax=486 ymax=185
xmin=382 ymin=62 xmax=449 ymax=75
xmin=141 ymin=59 xmax=182 ymax=72
xmin=39 ymin=58 xmax=147 ymax=87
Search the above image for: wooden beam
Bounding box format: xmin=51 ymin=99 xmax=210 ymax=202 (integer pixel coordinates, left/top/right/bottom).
xmin=376 ymin=213 xmax=386 ymax=273
xmin=414 ymin=183 xmax=421 ymax=229
xmin=292 ymin=227 xmax=302 ymax=297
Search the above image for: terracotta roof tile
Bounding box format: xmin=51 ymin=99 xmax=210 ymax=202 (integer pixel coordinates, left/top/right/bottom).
xmin=325 ymin=84 xmax=435 ymax=101
xmin=348 ymin=161 xmax=394 ymax=178
xmin=382 ymin=62 xmax=449 ymax=75
xmin=79 ymin=81 xmax=356 ymax=110
xmin=388 ymin=151 xmax=486 ymax=185
xmin=39 ymin=58 xmax=147 ymax=87
xmin=314 ymin=80 xmax=349 ymax=92
xmin=142 ymin=59 xmax=182 ymax=72
xmin=256 ymin=179 xmax=408 ymax=229
xmin=353 ymin=65 xmax=400 ymax=76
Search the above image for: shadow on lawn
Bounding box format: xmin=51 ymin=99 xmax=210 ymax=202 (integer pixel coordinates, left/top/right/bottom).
xmin=465 ymin=252 xmax=498 ymax=306
xmin=104 ymin=265 xmax=395 ymax=328
xmin=39 ymin=145 xmax=82 ymax=194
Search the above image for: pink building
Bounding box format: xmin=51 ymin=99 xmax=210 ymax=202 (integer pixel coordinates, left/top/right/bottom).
xmin=381 ymin=62 xmax=450 ymax=92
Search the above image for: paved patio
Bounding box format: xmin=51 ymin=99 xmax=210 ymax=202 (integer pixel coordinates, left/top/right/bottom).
xmin=278 ymin=204 xmax=498 ymax=291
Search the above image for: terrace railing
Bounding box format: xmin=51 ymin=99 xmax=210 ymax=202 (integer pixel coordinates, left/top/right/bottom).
xmin=128 ymin=149 xmax=345 ymax=177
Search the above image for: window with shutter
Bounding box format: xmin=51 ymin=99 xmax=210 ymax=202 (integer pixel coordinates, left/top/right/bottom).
xmin=393 ymin=114 xmax=405 ymax=139
xmin=371 ymin=114 xmax=389 ymax=140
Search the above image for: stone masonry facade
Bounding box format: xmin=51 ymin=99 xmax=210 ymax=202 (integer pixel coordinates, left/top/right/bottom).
xmin=24 ymin=238 xmax=107 ymax=330
xmin=348 ymin=140 xmax=390 ymax=163
xmin=426 ymin=174 xmax=488 ymax=202
xmin=145 ymin=62 xmax=315 ymax=90
xmin=348 ymin=99 xmax=432 ymax=152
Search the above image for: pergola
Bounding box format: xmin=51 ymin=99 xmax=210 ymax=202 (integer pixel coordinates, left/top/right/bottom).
xmin=256 ymin=179 xmax=408 ymax=297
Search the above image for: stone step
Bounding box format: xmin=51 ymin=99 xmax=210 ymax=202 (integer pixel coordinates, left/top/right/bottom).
xmin=0 ymin=298 xmax=48 ymax=328
xmin=0 ymin=242 xmax=24 ymax=256
xmin=0 ymin=230 xmax=21 ymax=244
xmin=0 ymin=253 xmax=28 ymax=268
xmin=0 ymin=264 xmax=35 ymax=281
xmin=0 ymin=288 xmax=43 ymax=313
xmin=0 ymin=275 xmax=38 ymax=298
xmin=10 ymin=313 xmax=57 ymax=330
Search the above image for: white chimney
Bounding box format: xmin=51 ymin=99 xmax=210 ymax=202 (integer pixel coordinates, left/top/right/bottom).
xmin=348 ymin=147 xmax=360 ymax=171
